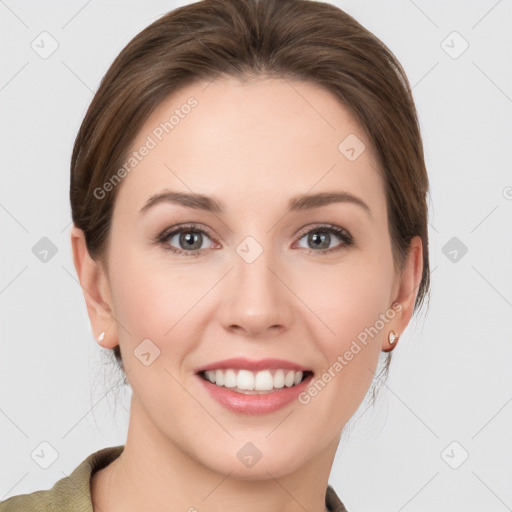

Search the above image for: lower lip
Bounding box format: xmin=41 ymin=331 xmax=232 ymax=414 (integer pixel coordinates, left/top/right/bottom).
xmin=196 ymin=373 xmax=314 ymax=415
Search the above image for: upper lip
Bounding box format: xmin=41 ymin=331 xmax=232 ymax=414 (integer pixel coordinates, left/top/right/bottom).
xmin=195 ymin=357 xmax=312 ymax=374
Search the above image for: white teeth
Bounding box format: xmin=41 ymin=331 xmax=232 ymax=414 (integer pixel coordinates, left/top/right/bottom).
xmin=284 ymin=370 xmax=295 ymax=387
xmin=224 ymin=369 xmax=237 ymax=387
xmin=215 ymin=369 xmax=224 ymax=386
xmin=202 ymin=368 xmax=306 ymax=391
xmin=254 ymin=370 xmax=274 ymax=391
xmin=273 ymin=369 xmax=285 ymax=388
xmin=237 ymin=369 xmax=254 ymax=390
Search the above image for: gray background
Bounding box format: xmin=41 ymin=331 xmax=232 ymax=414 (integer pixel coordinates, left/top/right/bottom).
xmin=1 ymin=0 xmax=511 ymax=510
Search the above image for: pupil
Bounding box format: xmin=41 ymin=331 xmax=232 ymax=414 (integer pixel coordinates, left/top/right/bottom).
xmin=311 ymin=232 xmax=328 ymax=249
xmin=183 ymin=232 xmax=200 ymax=249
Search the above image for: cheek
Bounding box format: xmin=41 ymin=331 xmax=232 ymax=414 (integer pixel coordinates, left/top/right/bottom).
xmin=304 ymin=254 xmax=394 ymax=412
xmin=107 ymin=249 xmax=191 ymax=363
xmin=109 ymin=235 xmax=195 ymax=324
xmin=108 ymin=261 xmax=194 ymax=408
xmin=107 ymin=249 xmax=219 ymax=390
xmin=110 ymin=269 xmax=167 ymax=336
xmin=303 ymin=248 xmax=395 ymax=344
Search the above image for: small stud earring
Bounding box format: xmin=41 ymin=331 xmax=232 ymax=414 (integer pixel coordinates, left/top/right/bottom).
xmin=388 ymin=330 xmax=399 ymax=345
xmin=98 ymin=331 xmax=105 ymax=342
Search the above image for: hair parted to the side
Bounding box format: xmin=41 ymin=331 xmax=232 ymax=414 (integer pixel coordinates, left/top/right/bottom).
xmin=70 ymin=0 xmax=430 ymax=391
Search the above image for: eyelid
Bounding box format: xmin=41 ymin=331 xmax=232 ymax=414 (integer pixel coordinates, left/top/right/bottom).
xmin=294 ymin=222 xmax=352 ymax=241
xmin=157 ymin=223 xmax=218 ymax=247
xmin=293 ymin=223 xmax=354 ymax=253
xmin=157 ymin=222 xmax=354 ymax=255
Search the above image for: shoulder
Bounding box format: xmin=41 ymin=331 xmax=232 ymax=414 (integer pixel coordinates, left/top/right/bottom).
xmin=0 ymin=488 xmax=52 ymax=512
xmin=0 ymin=445 xmax=124 ymax=512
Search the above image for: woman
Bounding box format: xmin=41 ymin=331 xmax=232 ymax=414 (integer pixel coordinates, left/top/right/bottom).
xmin=0 ymin=0 xmax=429 ymax=510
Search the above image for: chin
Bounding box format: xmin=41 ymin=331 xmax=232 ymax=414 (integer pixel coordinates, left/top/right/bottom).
xmin=199 ymin=444 xmax=307 ymax=481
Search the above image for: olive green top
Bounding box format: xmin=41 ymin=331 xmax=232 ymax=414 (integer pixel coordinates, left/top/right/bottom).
xmin=0 ymin=445 xmax=348 ymax=511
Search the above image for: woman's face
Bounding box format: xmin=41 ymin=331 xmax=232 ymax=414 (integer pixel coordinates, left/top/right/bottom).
xmin=76 ymin=76 xmax=421 ymax=479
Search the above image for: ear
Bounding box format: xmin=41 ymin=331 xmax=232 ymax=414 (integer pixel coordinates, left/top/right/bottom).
xmin=70 ymin=225 xmax=117 ymax=349
xmin=382 ymin=235 xmax=424 ymax=350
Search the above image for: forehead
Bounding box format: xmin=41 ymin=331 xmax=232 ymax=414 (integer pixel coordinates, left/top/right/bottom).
xmin=112 ymin=76 xmax=385 ymax=220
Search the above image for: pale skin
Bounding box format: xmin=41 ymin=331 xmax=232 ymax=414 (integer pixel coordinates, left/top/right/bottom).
xmin=71 ymin=76 xmax=423 ymax=512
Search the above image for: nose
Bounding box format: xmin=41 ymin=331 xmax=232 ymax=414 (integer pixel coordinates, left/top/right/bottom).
xmin=216 ymin=244 xmax=293 ymax=338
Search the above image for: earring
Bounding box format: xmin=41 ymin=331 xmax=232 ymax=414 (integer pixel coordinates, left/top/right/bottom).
xmin=388 ymin=330 xmax=399 ymax=345
xmin=98 ymin=331 xmax=105 ymax=342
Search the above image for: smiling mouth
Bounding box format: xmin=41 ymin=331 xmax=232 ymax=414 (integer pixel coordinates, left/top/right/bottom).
xmin=197 ymin=368 xmax=314 ymax=394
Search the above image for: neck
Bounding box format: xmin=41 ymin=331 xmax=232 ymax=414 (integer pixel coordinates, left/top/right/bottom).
xmin=91 ymin=394 xmax=337 ymax=512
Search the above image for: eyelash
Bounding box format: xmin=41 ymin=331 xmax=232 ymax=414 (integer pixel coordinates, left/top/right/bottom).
xmin=156 ymin=223 xmax=354 ymax=257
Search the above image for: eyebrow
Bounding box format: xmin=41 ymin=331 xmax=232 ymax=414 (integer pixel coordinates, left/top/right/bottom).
xmin=139 ymin=190 xmax=372 ymax=217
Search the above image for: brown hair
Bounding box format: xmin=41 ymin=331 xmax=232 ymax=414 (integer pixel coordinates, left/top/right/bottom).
xmin=70 ymin=0 xmax=430 ymax=388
